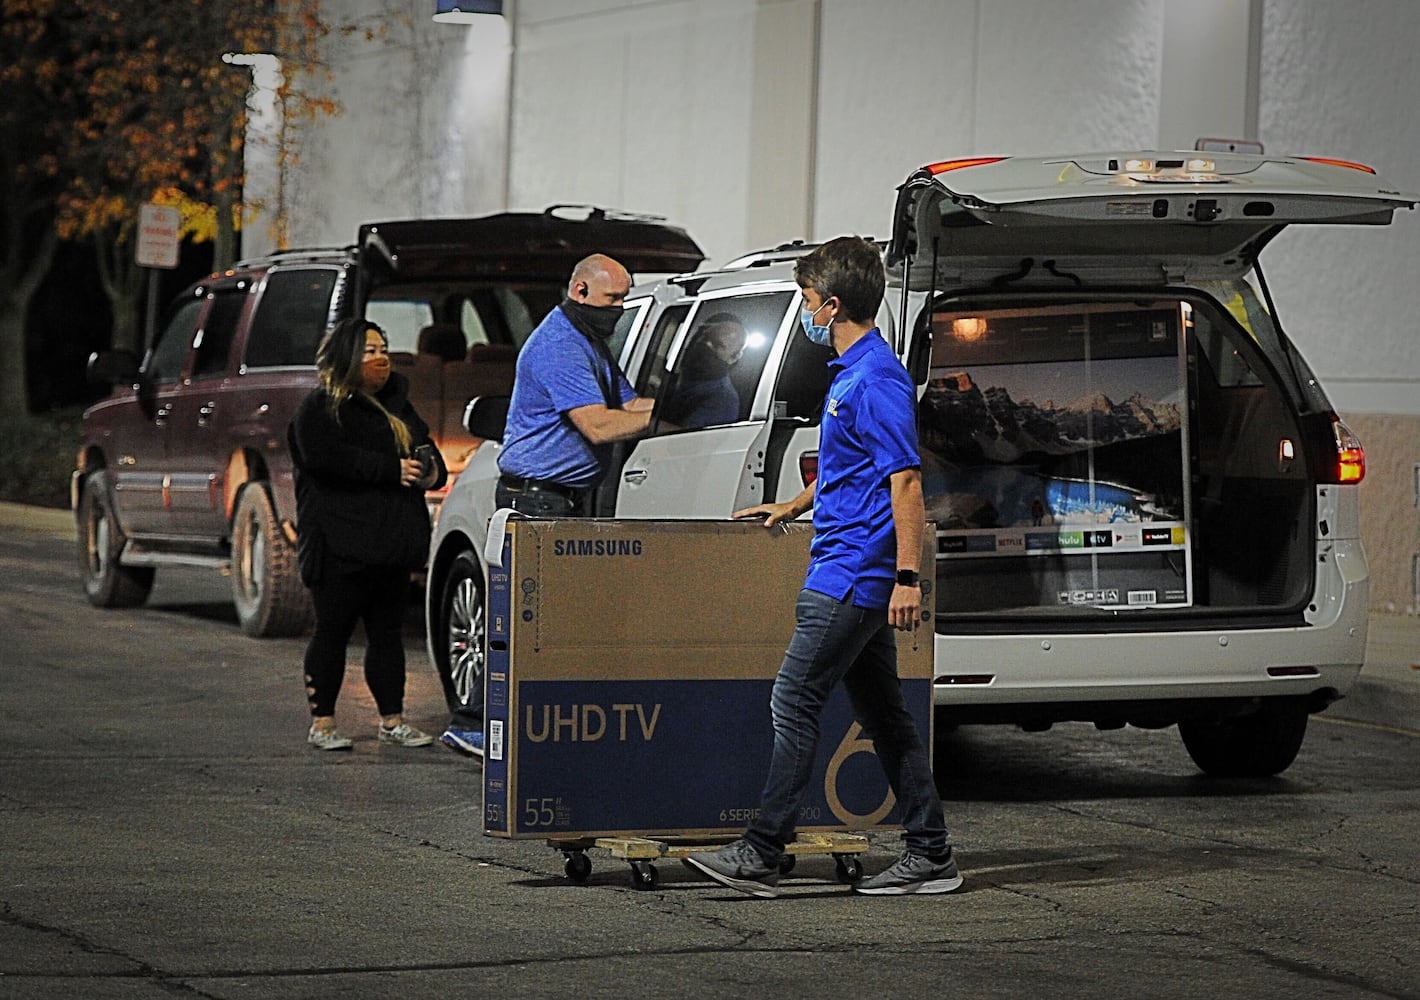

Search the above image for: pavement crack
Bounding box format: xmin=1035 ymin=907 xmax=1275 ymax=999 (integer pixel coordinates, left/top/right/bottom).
xmin=0 ymin=906 xmax=220 ymax=996
xmin=1242 ymin=945 xmax=1420 ymax=1000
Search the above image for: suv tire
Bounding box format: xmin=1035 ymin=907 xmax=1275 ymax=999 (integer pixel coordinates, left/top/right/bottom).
xmin=77 ymin=470 xmax=155 ymax=608
xmin=435 ymin=550 xmax=485 ymax=714
xmin=230 ymin=483 xmax=312 ymax=638
xmin=1178 ymin=701 xmax=1310 ymax=777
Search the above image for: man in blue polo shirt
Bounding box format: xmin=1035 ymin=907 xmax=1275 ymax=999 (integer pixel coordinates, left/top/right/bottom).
xmin=496 ymin=252 xmax=655 ymax=513
xmin=683 ymin=236 xmax=960 ymax=898
xmin=440 ymin=253 xmax=655 ymax=758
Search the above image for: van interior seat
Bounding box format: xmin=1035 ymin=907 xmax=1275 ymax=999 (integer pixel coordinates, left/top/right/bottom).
xmin=417 ymin=323 xmax=467 ymax=362
xmin=440 ymin=344 xmax=518 ymax=471
xmin=390 ymin=351 xmax=446 ymax=446
xmin=466 ymin=343 xmax=517 ymax=365
xmin=448 ymin=345 xmax=517 ymax=405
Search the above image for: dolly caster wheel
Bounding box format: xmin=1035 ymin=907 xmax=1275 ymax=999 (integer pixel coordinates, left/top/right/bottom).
xmin=564 ymin=852 xmax=592 ymax=882
xmin=834 ymin=855 xmax=863 ymax=883
xmin=778 ymin=855 xmax=797 ymax=876
xmin=630 ymin=860 xmax=659 ymax=889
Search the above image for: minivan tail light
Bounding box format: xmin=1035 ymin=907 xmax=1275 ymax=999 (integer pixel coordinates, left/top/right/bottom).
xmin=1332 ymin=418 xmax=1366 ymax=484
xmin=1297 ymin=155 xmax=1377 ymax=175
xmin=926 ymin=156 xmax=1008 ymax=175
xmin=799 ymin=452 xmax=819 ymax=486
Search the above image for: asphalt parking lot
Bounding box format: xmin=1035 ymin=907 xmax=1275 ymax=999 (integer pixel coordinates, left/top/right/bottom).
xmin=2 ymin=502 xmax=1418 ymax=999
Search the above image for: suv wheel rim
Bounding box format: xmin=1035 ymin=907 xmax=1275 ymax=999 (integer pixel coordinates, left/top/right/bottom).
xmin=248 ymin=522 xmax=266 ymax=596
xmin=447 ymin=575 xmax=484 ymax=703
xmin=90 ymin=508 xmax=109 ymax=576
xmin=236 ymin=505 xmax=265 ymax=601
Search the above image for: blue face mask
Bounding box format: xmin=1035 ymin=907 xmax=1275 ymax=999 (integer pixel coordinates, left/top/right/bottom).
xmin=799 ymin=300 xmax=834 ymax=346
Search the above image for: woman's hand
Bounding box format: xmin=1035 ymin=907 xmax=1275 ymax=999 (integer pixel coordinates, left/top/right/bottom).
xmin=399 ymin=457 xmax=424 ymax=488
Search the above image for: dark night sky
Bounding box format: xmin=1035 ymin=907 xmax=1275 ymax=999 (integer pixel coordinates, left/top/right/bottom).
xmin=25 ymin=239 xmax=215 ymax=412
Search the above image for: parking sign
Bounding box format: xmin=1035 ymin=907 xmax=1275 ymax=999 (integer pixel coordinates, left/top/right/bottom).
xmin=136 ymin=204 xmax=181 ymax=269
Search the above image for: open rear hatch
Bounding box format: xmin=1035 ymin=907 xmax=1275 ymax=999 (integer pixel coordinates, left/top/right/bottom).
xmin=356 ymin=205 xmax=705 ymax=297
xmin=886 ymin=153 xmax=1414 ymax=629
xmin=888 ymin=152 xmax=1415 ymax=285
xmin=350 ymin=206 xmax=704 ymax=487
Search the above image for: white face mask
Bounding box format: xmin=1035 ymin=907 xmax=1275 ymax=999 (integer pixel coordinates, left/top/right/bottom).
xmin=799 ymin=300 xmax=834 ymax=346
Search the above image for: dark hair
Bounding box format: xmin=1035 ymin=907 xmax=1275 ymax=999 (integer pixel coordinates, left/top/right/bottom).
xmin=315 ymin=318 xmax=411 ymax=451
xmin=313 ymin=320 xmax=411 ymax=456
xmin=793 ymin=236 xmax=884 ymax=323
xmin=316 ymin=318 xmax=385 ymax=402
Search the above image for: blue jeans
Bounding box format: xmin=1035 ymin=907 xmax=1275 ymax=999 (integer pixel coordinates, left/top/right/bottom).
xmin=745 ymin=588 xmax=948 ymax=863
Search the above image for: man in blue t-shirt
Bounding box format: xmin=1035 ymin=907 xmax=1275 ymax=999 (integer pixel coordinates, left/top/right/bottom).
xmin=683 ymin=236 xmax=960 ymax=898
xmin=441 ymin=253 xmax=656 ymax=759
xmin=496 ymin=253 xmax=656 ymax=508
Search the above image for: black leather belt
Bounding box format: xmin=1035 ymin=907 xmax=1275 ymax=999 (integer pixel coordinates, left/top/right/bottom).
xmin=498 ymin=474 xmax=582 ymax=500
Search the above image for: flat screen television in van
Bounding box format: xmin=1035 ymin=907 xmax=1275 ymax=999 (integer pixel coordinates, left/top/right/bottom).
xmin=921 ymin=302 xmax=1193 ymax=613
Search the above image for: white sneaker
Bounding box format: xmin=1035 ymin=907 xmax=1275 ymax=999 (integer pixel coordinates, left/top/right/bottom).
xmin=308 ymin=726 xmax=354 ymax=751
xmin=377 ymin=722 xmax=434 ymax=747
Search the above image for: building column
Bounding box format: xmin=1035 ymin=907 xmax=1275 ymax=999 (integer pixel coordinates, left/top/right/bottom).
xmin=1158 ymin=0 xmax=1261 ymax=150
xmin=746 ymin=0 xmax=819 ymax=248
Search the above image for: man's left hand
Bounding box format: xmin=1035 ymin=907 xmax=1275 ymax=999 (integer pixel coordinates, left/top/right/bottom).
xmin=889 ymin=583 xmax=921 ymax=631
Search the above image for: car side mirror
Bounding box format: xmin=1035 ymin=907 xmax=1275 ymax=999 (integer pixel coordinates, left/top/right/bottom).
xmin=86 ymin=349 xmax=141 ymax=386
xmin=464 ymin=394 xmax=511 ymax=443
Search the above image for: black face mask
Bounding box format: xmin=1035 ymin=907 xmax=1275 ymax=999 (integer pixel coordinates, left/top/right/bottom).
xmin=562 ymin=298 xmax=622 ymax=341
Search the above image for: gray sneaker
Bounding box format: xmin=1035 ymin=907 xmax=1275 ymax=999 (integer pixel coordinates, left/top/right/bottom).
xmin=854 ymin=850 xmax=963 ymax=895
xmin=377 ymin=722 xmax=434 ymax=747
xmin=682 ymin=839 xmax=780 ymax=898
xmin=307 ymin=726 xmax=353 ymax=751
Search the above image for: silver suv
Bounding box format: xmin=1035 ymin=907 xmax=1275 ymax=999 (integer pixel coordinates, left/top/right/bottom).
xmin=426 ymin=152 xmax=1414 ymax=776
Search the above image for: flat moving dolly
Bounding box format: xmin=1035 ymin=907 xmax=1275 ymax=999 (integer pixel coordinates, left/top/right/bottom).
xmin=549 ymin=832 xmax=869 ymax=889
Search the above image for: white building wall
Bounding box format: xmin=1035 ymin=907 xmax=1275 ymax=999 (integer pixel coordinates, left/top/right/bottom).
xmin=508 ymin=0 xmax=1169 ymax=260
xmin=509 ymin=0 xmax=764 ymax=267
xmin=1252 ymin=0 xmax=1420 ymax=613
xmin=812 ymin=0 xmax=1164 ymax=241
xmin=1157 ymin=0 xmax=1257 ymax=149
xmin=1254 ymin=0 xmax=1420 ymax=417
xmin=276 ymin=0 xmax=1419 ymax=610
xmin=269 ymin=1 xmax=511 ymax=258
xmin=278 ymin=0 xmax=1417 ymax=413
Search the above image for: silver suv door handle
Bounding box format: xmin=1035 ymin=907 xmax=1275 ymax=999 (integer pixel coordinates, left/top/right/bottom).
xmin=623 ymin=468 xmax=648 ymax=485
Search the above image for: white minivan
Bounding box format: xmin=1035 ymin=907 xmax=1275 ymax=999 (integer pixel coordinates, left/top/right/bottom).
xmin=427 ymin=151 xmax=1414 ymax=776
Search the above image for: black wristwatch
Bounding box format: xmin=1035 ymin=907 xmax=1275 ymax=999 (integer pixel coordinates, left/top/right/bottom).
xmin=896 ymin=569 xmax=920 ymax=587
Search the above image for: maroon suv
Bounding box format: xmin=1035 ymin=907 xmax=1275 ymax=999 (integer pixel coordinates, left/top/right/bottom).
xmin=75 ymin=207 xmax=702 ymax=636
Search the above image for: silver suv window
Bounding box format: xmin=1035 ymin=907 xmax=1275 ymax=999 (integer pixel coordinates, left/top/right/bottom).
xmin=659 ymin=291 xmax=794 ymax=428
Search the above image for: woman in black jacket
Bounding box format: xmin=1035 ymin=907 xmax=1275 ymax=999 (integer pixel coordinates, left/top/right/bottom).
xmin=288 ymin=318 xmax=448 ymax=750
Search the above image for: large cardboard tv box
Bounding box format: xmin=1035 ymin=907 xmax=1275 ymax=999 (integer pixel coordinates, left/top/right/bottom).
xmin=482 ymin=518 xmax=935 ymax=839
